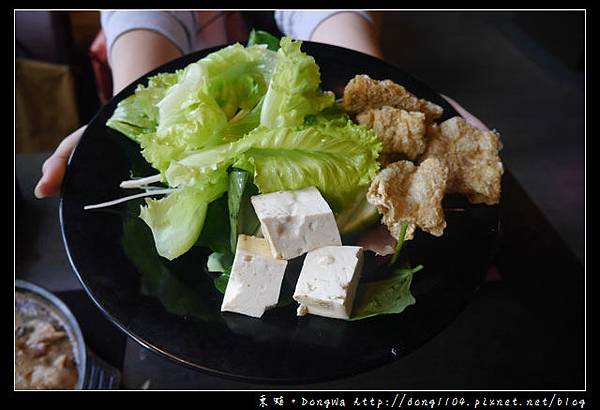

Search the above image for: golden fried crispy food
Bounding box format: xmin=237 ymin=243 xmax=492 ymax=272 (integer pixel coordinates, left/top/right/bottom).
xmin=421 ymin=116 xmax=503 ymax=205
xmin=367 ymin=158 xmax=448 ymax=240
xmin=357 ymin=106 xmax=426 ymax=160
xmin=342 ymin=74 xmax=443 ymax=122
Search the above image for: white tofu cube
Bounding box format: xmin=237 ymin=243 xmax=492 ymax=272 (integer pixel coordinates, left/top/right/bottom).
xmin=293 ymin=246 xmax=364 ymax=319
xmin=221 ymin=235 xmax=288 ymax=318
xmin=251 ymin=187 xmax=342 ymax=260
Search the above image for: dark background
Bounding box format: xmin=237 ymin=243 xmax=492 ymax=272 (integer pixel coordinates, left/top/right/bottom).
xmin=15 ymin=10 xmax=585 ymax=390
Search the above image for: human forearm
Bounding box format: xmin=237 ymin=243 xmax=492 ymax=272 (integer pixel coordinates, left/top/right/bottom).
xmin=310 ymin=12 xmax=383 ymax=59
xmin=110 ymin=29 xmax=183 ymax=94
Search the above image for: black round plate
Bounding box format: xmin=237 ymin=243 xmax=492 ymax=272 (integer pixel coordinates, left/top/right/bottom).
xmin=60 ymin=42 xmax=498 ymax=384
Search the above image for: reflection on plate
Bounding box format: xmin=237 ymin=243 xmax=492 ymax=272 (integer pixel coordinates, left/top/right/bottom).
xmin=60 ymin=42 xmax=498 ymax=383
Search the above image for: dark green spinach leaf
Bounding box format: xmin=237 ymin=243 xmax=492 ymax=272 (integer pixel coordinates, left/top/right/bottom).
xmin=247 ymin=29 xmax=280 ymax=51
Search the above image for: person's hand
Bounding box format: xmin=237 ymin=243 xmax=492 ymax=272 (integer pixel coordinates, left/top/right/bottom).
xmin=34 ymin=125 xmax=85 ymax=199
xmin=441 ymin=94 xmax=490 ymax=131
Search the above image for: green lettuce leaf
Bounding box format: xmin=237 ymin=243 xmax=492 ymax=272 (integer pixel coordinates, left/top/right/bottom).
xmin=304 ymin=103 xmax=350 ymax=127
xmin=208 ymin=248 xmax=233 ymax=295
xmin=139 ymin=182 xmax=227 ymax=260
xmin=198 ymin=43 xmax=278 ymax=119
xmin=116 ymin=44 xmax=277 ymax=174
xmin=137 ymin=132 xmax=185 ymax=174
xmin=207 ymin=252 xmax=233 ymax=275
xmin=233 ymin=121 xmax=381 ymax=211
xmin=221 ymin=97 xmax=264 ymax=143
xmin=106 ymin=71 xmax=181 ymax=142
xmin=260 ymin=37 xmax=335 ymax=129
xmin=156 ymin=63 xmax=229 ymax=149
xmin=107 ymin=37 xmax=383 ymax=268
xmin=247 ymin=29 xmax=280 ymax=51
xmin=166 ymin=118 xmax=381 ymax=212
xmin=163 ymin=141 xmax=247 ymax=189
xmin=145 ymin=95 xmax=264 ymax=175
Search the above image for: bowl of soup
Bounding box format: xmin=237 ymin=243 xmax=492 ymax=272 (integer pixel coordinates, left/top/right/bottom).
xmin=15 ymin=280 xmax=86 ymax=390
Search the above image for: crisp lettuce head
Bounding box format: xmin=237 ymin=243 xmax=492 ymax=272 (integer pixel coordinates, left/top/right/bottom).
xmin=107 ymin=44 xmax=277 ymax=173
xmin=198 ymin=43 xmax=277 ymax=119
xmin=107 ymin=36 xmax=383 ymax=263
xmin=156 ymin=44 xmax=277 ymax=148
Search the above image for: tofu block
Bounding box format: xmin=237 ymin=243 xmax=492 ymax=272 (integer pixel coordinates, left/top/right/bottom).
xmin=221 ymin=235 xmax=288 ymax=318
xmin=250 ymin=187 xmax=342 ymax=260
xmin=293 ymin=246 xmax=364 ymax=319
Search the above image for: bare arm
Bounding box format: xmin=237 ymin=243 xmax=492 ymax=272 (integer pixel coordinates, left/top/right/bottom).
xmin=310 ymin=12 xmax=383 ymax=59
xmin=110 ymin=29 xmax=182 ymax=94
xmin=34 ymin=29 xmax=182 ymax=198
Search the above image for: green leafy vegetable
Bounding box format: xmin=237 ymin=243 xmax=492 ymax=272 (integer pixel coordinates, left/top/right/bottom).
xmin=107 ymin=44 xmax=277 ymax=175
xmin=163 ymin=141 xmax=246 ymax=190
xmin=335 ymin=187 xmax=380 ymax=236
xmin=348 ymin=223 xmax=423 ymax=320
xmin=247 ymin=29 xmax=280 ymax=51
xmin=156 ymin=43 xmax=277 ymax=142
xmin=197 ymin=43 xmax=277 ymax=119
xmin=228 ymin=169 xmax=260 ymax=252
xmin=121 ymin=205 xmax=215 ymax=320
xmin=107 ymin=71 xmax=181 ymax=142
xmin=105 ymin=34 xmax=385 ymax=306
xmin=195 ymin=196 xmax=231 ymax=255
xmin=137 ymin=133 xmax=185 ymax=174
xmin=206 ymin=170 xmax=260 ymax=295
xmin=208 ymin=247 xmax=232 ymax=294
xmin=260 ymin=37 xmax=335 ymax=129
xmin=389 ymin=222 xmax=409 ymax=267
xmin=166 ymin=118 xmax=381 ymax=213
xmin=233 ymin=121 xmax=381 ymax=211
xmin=394 ymin=265 xmax=424 ymax=275
xmin=207 ymin=251 xmax=233 ymax=274
xmin=139 ymin=182 xmax=226 ymax=260
xmin=304 ymin=104 xmax=350 ymax=127
xmin=221 ymin=97 xmax=264 ymax=143
xmin=351 ymin=269 xmax=417 ymax=321
xmin=213 ymin=272 xmax=230 ymax=294
xmin=351 ymin=242 xmax=423 ymax=321
xmin=156 ymin=65 xmax=229 ymax=149
xmin=207 ymin=249 xmax=233 ymax=295
xmin=195 ymin=193 xmax=235 ymax=295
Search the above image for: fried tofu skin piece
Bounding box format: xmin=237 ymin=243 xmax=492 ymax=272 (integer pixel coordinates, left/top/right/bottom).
xmin=367 ymin=158 xmax=448 ymax=240
xmin=357 ymin=106 xmax=427 ymax=161
xmin=422 ymin=116 xmax=503 ymax=205
xmin=342 ymin=74 xmax=443 ymax=122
